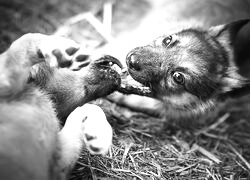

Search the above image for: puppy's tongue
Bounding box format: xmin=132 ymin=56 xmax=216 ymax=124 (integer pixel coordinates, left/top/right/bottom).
xmin=118 ymin=68 xmax=153 ymax=97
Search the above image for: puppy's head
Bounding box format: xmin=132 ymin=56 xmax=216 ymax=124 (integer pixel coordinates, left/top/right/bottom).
xmin=126 ymin=19 xmax=250 ymax=117
xmin=73 ymin=54 xmax=122 ymax=102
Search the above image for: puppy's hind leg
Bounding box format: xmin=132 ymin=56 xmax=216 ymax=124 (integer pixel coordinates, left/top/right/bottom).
xmin=58 ymin=104 xmax=113 ymax=173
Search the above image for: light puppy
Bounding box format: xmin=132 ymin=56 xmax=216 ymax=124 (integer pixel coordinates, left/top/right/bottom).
xmin=0 ymin=33 xmax=121 ymax=180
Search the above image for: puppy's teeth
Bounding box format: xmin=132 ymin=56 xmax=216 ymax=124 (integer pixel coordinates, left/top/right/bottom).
xmin=111 ymin=64 xmax=122 ymax=74
xmin=109 ymin=62 xmax=113 ymax=66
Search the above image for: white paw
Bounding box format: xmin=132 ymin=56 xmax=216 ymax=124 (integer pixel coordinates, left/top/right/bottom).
xmin=39 ymin=35 xmax=79 ymax=68
xmin=64 ymin=104 xmax=113 ymax=155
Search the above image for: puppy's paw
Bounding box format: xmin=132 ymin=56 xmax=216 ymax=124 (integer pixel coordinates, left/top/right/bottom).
xmin=69 ymin=47 xmax=92 ymax=71
xmin=0 ymin=33 xmax=80 ymax=97
xmin=9 ymin=33 xmax=79 ymax=69
xmin=37 ymin=34 xmax=79 ymax=68
xmin=64 ymin=104 xmax=113 ymax=155
xmin=81 ymin=104 xmax=113 ymax=155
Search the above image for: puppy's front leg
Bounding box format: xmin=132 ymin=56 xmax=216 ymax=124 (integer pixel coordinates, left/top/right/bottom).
xmin=58 ymin=104 xmax=113 ymax=172
xmin=0 ymin=33 xmax=79 ymax=98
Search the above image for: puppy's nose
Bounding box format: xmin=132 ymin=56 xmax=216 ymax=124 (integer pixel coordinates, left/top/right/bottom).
xmin=126 ymin=52 xmax=141 ymax=71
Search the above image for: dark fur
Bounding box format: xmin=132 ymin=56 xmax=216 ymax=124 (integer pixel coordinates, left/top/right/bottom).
xmin=126 ymin=20 xmax=250 ymax=118
xmin=33 ymin=55 xmax=121 ymax=122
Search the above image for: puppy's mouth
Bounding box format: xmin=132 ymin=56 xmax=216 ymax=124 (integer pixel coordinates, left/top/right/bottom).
xmin=118 ymin=68 xmax=154 ymax=97
xmin=94 ymin=55 xmax=123 ymax=73
xmin=93 ymin=55 xmax=123 ymax=88
xmin=71 ymin=54 xmax=123 ymax=74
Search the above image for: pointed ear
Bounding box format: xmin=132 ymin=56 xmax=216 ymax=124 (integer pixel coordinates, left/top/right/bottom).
xmin=209 ymin=19 xmax=250 ymax=98
xmin=220 ymin=67 xmax=250 ymax=98
xmin=208 ymin=19 xmax=250 ymax=46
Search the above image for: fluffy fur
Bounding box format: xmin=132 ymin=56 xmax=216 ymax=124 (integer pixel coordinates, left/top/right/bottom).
xmin=126 ymin=19 xmax=250 ymax=118
xmin=0 ymin=33 xmax=120 ymax=180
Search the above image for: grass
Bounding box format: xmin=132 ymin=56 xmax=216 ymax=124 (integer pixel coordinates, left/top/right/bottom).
xmin=69 ymin=96 xmax=250 ymax=180
xmin=60 ymin=2 xmax=250 ymax=179
xmin=2 ymin=0 xmax=250 ymax=179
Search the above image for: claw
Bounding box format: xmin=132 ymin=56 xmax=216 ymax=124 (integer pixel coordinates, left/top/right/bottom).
xmin=95 ymin=55 xmax=123 ymax=69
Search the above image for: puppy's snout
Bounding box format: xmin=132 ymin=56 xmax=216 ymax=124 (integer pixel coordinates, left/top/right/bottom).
xmin=126 ymin=52 xmax=141 ymax=71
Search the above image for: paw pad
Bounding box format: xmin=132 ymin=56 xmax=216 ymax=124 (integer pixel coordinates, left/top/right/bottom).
xmin=65 ymin=47 xmax=79 ymax=56
xmin=89 ymin=145 xmax=101 ymax=153
xmin=52 ymin=49 xmax=72 ymax=68
xmin=85 ymin=134 xmax=96 ymax=141
xmin=37 ymin=49 xmax=44 ymax=59
xmin=75 ymin=54 xmax=89 ymax=62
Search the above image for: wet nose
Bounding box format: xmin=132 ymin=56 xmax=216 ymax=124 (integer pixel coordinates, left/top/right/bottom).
xmin=126 ymin=52 xmax=141 ymax=71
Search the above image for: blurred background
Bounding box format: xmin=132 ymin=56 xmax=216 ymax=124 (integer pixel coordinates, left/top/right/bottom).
xmin=1 ymin=0 xmax=250 ymax=57
xmin=1 ymin=0 xmax=250 ymax=179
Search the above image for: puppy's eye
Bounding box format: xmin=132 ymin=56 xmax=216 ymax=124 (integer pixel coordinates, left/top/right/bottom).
xmin=162 ymin=35 xmax=172 ymax=47
xmin=173 ymin=72 xmax=185 ymax=85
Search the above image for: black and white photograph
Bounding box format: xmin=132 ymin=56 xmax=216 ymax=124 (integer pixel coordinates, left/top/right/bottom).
xmin=0 ymin=0 xmax=250 ymax=179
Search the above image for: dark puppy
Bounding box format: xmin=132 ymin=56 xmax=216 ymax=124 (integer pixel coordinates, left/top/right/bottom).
xmin=125 ymin=19 xmax=250 ymax=118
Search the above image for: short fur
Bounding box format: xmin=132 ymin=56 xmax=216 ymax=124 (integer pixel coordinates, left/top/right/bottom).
xmin=126 ymin=20 xmax=250 ymax=118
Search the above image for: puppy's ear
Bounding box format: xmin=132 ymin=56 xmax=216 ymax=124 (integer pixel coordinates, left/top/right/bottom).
xmin=208 ymin=19 xmax=249 ymax=46
xmin=209 ymin=19 xmax=250 ymax=98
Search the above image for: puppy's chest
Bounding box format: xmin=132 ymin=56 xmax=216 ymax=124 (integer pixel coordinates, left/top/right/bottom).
xmin=5 ymin=85 xmax=59 ymax=129
xmin=15 ymin=85 xmax=52 ymax=107
xmin=0 ymin=84 xmax=60 ymax=152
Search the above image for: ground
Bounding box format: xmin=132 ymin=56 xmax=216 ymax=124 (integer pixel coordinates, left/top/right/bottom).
xmin=1 ymin=0 xmax=250 ymax=179
xmin=69 ymin=96 xmax=250 ymax=180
